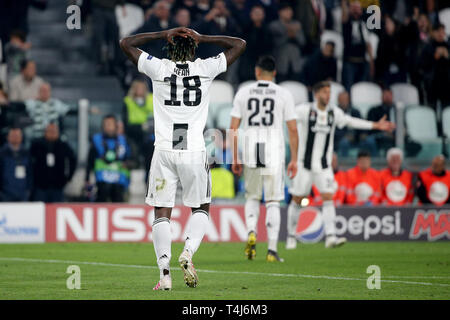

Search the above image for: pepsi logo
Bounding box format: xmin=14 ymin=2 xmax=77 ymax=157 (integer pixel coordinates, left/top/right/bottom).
xmin=295 ymin=208 xmax=324 ymax=243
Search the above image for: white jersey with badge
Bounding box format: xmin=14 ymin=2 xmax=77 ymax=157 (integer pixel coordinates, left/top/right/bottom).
xmin=138 ymin=51 xmax=227 ymax=151
xmin=296 ymin=102 xmax=373 ymax=172
xmin=231 ymin=80 xmax=296 ymax=168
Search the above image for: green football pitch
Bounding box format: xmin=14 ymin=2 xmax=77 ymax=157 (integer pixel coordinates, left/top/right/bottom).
xmin=0 ymin=242 xmax=449 ymax=300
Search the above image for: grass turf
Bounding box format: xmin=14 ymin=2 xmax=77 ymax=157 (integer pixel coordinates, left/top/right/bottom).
xmin=0 ymin=242 xmax=449 ymax=300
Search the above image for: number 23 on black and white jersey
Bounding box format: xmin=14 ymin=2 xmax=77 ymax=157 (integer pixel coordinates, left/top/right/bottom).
xmin=137 ymin=51 xmax=227 ymax=152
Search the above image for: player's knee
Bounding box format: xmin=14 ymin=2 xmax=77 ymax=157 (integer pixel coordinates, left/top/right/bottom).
xmin=192 ymin=203 xmax=210 ymax=214
xmin=155 ymin=207 xmax=172 ymax=220
xmin=322 ymin=193 xmax=334 ymax=202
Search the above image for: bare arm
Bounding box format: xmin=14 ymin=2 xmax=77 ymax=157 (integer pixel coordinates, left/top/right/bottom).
xmin=189 ymin=31 xmax=246 ymax=67
xmin=119 ymin=27 xmax=191 ymax=66
xmin=230 ymin=117 xmax=243 ymax=176
xmin=286 ymin=119 xmax=299 ymax=179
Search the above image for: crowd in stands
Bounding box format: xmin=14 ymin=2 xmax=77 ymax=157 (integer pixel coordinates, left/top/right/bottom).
xmin=307 ymin=150 xmax=450 ymax=206
xmin=0 ymin=0 xmax=449 ymax=204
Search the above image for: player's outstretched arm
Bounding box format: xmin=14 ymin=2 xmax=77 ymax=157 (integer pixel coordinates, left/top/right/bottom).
xmin=119 ymin=27 xmax=191 ymax=66
xmin=188 ymin=30 xmax=246 ymax=67
xmin=372 ymin=115 xmax=396 ymax=132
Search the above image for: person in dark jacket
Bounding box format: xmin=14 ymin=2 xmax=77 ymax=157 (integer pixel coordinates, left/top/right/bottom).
xmin=0 ymin=127 xmax=32 ymax=201
xmin=237 ymin=5 xmax=272 ymax=83
xmin=419 ymin=23 xmax=450 ymax=111
xmin=301 ymin=41 xmax=337 ymax=90
xmin=85 ymin=114 xmax=131 ymax=202
xmin=30 ymin=123 xmax=76 ymax=202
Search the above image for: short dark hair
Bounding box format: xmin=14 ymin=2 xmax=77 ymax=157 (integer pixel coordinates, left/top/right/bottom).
xmin=433 ymin=23 xmax=445 ymax=31
xmin=103 ymin=114 xmax=117 ymax=122
xmin=357 ymin=150 xmax=371 ymax=158
xmin=8 ymin=126 xmax=22 ymax=133
xmin=313 ymin=81 xmax=331 ymax=93
xmin=255 ymin=55 xmax=276 ymax=72
xmin=20 ymin=59 xmax=33 ymax=71
xmin=10 ymin=29 xmax=26 ymax=42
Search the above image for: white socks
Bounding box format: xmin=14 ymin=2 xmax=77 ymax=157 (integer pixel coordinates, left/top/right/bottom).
xmin=266 ymin=202 xmax=280 ymax=252
xmin=245 ymin=199 xmax=260 ymax=235
xmin=184 ymin=209 xmax=209 ymax=256
xmin=152 ymin=217 xmax=171 ymax=279
xmin=322 ymin=200 xmax=337 ymax=237
xmin=287 ymin=201 xmax=301 ymax=238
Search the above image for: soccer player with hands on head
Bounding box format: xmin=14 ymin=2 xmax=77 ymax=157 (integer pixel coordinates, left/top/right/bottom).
xmin=120 ymin=27 xmax=246 ymax=290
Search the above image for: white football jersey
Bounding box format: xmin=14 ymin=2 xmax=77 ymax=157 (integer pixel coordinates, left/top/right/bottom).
xmin=231 ymin=80 xmax=296 ymax=168
xmin=296 ymin=102 xmax=373 ymax=172
xmin=138 ymin=51 xmax=227 ymax=151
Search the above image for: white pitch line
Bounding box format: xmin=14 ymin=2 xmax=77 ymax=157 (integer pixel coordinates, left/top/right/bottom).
xmin=0 ymin=257 xmax=449 ymax=288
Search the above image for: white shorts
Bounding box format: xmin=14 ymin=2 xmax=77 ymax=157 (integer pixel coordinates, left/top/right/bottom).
xmin=145 ymin=149 xmax=211 ymax=208
xmin=244 ymin=164 xmax=285 ymax=202
xmin=289 ymin=163 xmax=336 ymax=197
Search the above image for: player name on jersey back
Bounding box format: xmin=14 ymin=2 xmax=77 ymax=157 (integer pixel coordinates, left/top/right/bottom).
xmin=138 ymin=51 xmax=227 ymax=153
xmin=231 ymin=81 xmax=297 ymax=168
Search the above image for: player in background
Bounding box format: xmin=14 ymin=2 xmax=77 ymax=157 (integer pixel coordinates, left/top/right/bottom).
xmin=308 ymin=153 xmax=348 ymax=207
xmin=120 ymin=27 xmax=246 ymax=290
xmin=287 ymin=81 xmax=395 ymax=249
xmin=230 ymin=55 xmax=298 ymax=262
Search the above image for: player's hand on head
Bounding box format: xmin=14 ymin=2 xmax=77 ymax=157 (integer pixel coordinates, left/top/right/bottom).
xmin=186 ymin=28 xmax=202 ymax=44
xmin=166 ymin=27 xmax=191 ymax=44
xmin=287 ymin=161 xmax=298 ymax=179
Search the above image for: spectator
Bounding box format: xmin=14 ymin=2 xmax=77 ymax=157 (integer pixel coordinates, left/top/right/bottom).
xmin=268 ymin=3 xmax=306 ymax=82
xmin=8 ymin=60 xmax=44 ymax=102
xmin=4 ymin=30 xmax=31 ymax=81
xmin=294 ymin=0 xmax=326 ymax=55
xmin=173 ymin=0 xmax=199 ymax=22
xmin=0 ymin=127 xmax=32 ymax=202
xmin=237 ymin=5 xmax=272 ymax=83
xmin=195 ymin=0 xmax=240 ymax=59
xmin=309 ymin=153 xmax=348 ymax=207
xmin=341 ymin=0 xmax=374 ymax=91
xmin=375 ymin=15 xmax=408 ymax=86
xmin=251 ymin=0 xmax=278 ymax=23
xmin=135 ymin=1 xmax=176 ymax=59
xmin=227 ymin=0 xmax=249 ymax=28
xmin=30 ymin=123 xmax=76 ymax=202
xmin=91 ymin=0 xmax=126 ymax=75
xmin=0 ymin=0 xmax=47 ymax=54
xmin=174 ymin=7 xmax=191 ymax=27
xmin=405 ymin=13 xmax=432 ymax=103
xmin=301 ymin=41 xmax=337 ymax=90
xmin=24 ymin=82 xmax=70 ymax=140
xmin=85 ymin=115 xmax=131 ymax=202
xmin=367 ymin=88 xmax=396 ymax=156
xmin=416 ymin=155 xmax=450 ymax=206
xmin=420 ymin=23 xmax=450 ymax=111
xmin=346 ymin=150 xmax=381 ymax=205
xmin=334 ymin=91 xmax=378 ymax=156
xmin=122 ymin=79 xmax=154 ymax=168
xmin=379 ymin=148 xmax=414 ymax=206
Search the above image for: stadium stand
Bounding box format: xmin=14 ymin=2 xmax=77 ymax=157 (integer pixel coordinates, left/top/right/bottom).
xmin=350 ymin=81 xmax=382 ymax=118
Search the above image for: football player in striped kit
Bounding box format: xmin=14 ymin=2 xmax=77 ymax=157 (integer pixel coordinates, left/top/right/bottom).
xmin=287 ymin=81 xmax=395 ymax=249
